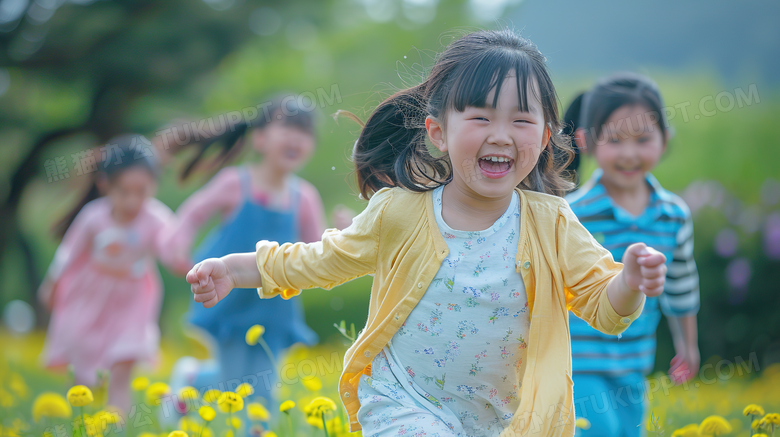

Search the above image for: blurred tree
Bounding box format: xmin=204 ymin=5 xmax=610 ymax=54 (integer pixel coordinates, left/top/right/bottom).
xmin=0 ymin=0 xmax=492 ymax=325
xmin=0 ymin=0 xmax=306 ymax=324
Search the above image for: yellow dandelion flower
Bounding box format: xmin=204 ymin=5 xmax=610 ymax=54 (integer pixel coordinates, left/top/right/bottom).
xmin=245 ymin=325 xmax=265 ymax=346
xmin=306 ymin=414 xmax=324 ymax=430
xmin=279 ymin=400 xmax=295 ymax=413
xmin=225 ymin=417 xmax=242 ymax=429
xmin=264 ymin=433 xmax=277 ymax=437
xmin=93 ymin=410 xmax=120 ymax=428
xmin=138 ymin=433 xmax=157 ymax=437
xmin=246 ymin=403 xmax=269 ymax=422
xmin=179 ymin=386 xmax=199 ymax=401
xmin=305 ymin=396 xmax=337 ymax=418
xmin=302 ymin=377 xmax=322 ymax=392
xmin=744 ymin=404 xmax=765 ymax=417
xmin=326 ymin=416 xmax=350 ymax=435
xmin=752 ymin=419 xmax=760 ymax=430
xmin=32 ymin=393 xmax=72 ymax=422
xmin=0 ymin=425 xmax=20 ymax=437
xmin=754 ymin=434 xmax=769 ymax=437
xmin=66 ymin=385 xmax=94 ymax=407
xmin=235 ymin=383 xmax=254 ymax=398
xmin=217 ymin=392 xmax=244 ymax=413
xmin=199 ymin=405 xmax=216 ymax=422
xmin=131 ymin=376 xmax=150 ymax=391
xmin=203 ymin=389 xmax=222 ymax=404
xmin=699 ymin=415 xmax=732 ymax=435
xmin=0 ymin=388 xmax=15 ymax=408
xmin=223 ymin=430 xmax=234 ymax=437
xmin=671 ymin=423 xmax=700 ymax=437
xmin=8 ymin=373 xmax=29 ymax=399
xmin=168 ymin=431 xmax=188 ymax=437
xmin=201 ymin=428 xmax=214 ymax=437
xmin=575 ymin=418 xmax=591 ymax=430
xmin=762 ymin=413 xmax=780 ymax=425
xmin=145 ymin=382 xmax=170 ymax=406
xmin=178 ymin=417 xmax=200 ymax=433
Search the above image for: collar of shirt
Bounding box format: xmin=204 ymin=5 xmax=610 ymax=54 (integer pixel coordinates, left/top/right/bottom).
xmin=585 ymin=168 xmax=674 ymax=227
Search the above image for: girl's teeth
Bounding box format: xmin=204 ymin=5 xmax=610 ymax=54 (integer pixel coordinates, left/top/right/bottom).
xmin=483 ymin=156 xmax=509 ymax=163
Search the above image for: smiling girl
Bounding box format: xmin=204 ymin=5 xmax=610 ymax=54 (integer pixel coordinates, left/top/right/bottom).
xmin=185 ymin=30 xmax=669 ymax=436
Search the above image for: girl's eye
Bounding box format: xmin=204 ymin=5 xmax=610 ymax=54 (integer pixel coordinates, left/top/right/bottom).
xmin=637 ymin=136 xmax=650 ymax=143
xmin=514 ymin=119 xmax=531 ymax=124
xmin=471 ymin=117 xmax=488 ymax=121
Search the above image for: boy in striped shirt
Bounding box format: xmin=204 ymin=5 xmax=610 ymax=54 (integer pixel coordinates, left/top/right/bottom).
xmin=564 ymin=73 xmax=701 ymax=436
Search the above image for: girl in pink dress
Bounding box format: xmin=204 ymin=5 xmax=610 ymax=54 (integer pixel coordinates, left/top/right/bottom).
xmin=38 ymin=134 xmax=188 ymax=413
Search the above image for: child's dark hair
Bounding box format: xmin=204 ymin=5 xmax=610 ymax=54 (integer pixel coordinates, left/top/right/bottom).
xmin=558 ymin=93 xmax=585 ymax=187
xmin=54 ymin=134 xmax=159 ymax=238
xmin=180 ymin=93 xmax=316 ymax=181
xmin=349 ymin=28 xmax=575 ymax=199
xmin=563 ymin=72 xmax=669 ymax=171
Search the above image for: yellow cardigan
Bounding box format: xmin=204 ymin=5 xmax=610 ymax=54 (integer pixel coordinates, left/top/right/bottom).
xmin=255 ymin=186 xmax=645 ymax=436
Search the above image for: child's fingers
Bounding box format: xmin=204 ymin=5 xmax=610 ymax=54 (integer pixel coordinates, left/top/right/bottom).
xmin=639 ymin=283 xmax=664 ymax=297
xmin=640 ymin=264 xmax=666 ymax=280
xmin=637 ymin=252 xmax=666 ymax=267
xmin=186 ymin=265 xmax=200 ymax=284
xmin=191 ymin=275 xmax=215 ymax=296
xmin=203 ymin=293 xmax=220 ymax=309
xmin=193 ymin=288 xmax=215 ymax=303
xmin=641 ymin=276 xmax=665 ymax=290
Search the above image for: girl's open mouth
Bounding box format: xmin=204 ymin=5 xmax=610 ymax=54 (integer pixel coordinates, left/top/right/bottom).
xmin=478 ymin=156 xmax=514 ymax=179
xmin=617 ymin=167 xmax=641 ymax=178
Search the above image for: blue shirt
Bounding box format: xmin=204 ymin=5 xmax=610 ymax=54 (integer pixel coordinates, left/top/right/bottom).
xmin=565 ymin=169 xmax=700 ymax=375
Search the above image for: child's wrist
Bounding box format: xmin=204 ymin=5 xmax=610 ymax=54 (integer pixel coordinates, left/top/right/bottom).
xmin=619 ymin=270 xmax=641 ymax=294
xmin=220 ymin=255 xmax=239 ymax=289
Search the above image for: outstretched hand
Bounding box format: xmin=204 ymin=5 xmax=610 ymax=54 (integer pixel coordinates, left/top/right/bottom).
xmin=186 ymin=258 xmax=235 ymax=308
xmin=621 ymin=243 xmax=667 ymax=297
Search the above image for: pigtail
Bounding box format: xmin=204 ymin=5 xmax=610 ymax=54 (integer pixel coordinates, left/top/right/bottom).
xmin=352 ymin=84 xmax=451 ymax=199
xmin=179 ymin=121 xmax=249 ymax=182
xmin=178 ymin=93 xmax=317 ymax=182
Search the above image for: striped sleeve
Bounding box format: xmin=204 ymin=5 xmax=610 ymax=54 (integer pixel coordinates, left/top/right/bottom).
xmin=659 ymin=202 xmax=700 ymax=317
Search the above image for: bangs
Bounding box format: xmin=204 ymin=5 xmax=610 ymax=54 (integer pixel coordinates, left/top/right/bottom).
xmin=447 ymin=48 xmax=542 ymax=114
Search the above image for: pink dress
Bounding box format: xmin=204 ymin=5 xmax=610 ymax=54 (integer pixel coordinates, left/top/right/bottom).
xmin=41 ymin=196 xmax=182 ymax=385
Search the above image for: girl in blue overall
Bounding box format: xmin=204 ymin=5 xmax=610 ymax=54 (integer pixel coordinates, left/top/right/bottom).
xmin=162 ymin=95 xmax=325 ymax=406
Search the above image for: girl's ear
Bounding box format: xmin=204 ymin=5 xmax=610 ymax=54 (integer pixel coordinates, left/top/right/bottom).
xmin=543 ymin=125 xmax=551 ymax=150
xmin=425 ymin=116 xmax=446 ymax=153
xmin=573 ymin=128 xmax=588 ymax=153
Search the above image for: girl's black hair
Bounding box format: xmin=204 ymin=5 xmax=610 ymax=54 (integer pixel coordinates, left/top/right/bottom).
xmin=54 ymin=134 xmax=160 ymax=238
xmin=179 ymin=93 xmax=316 ymax=181
xmin=560 ymin=92 xmax=585 ymax=183
xmin=348 ymin=28 xmax=575 ymax=199
xmin=574 ymin=72 xmax=669 ymax=151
